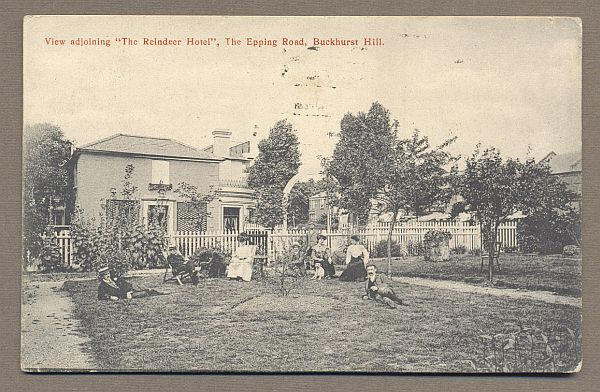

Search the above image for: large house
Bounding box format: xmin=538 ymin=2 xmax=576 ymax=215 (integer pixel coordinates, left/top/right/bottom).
xmin=71 ymin=131 xmax=256 ymax=234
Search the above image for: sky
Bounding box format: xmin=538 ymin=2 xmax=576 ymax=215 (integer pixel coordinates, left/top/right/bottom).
xmin=24 ymin=16 xmax=581 ymax=177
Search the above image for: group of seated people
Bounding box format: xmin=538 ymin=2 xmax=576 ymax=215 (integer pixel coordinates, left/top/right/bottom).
xmin=97 ymin=232 xmax=405 ymax=308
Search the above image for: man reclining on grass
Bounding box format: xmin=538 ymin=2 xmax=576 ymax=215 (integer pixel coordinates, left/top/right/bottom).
xmin=97 ymin=267 xmax=166 ymax=300
xmin=363 ymin=264 xmax=406 ymax=309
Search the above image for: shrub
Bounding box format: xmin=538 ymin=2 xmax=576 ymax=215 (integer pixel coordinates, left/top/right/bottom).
xmin=371 ymin=240 xmax=405 ymax=258
xmin=70 ymin=213 xmax=101 ymax=272
xmin=407 ymin=240 xmax=424 ymax=256
xmin=518 ymin=209 xmax=580 ymax=255
xmin=451 ymin=245 xmax=467 ymax=255
xmin=470 ymin=248 xmax=482 ymax=256
xmin=424 ymin=230 xmax=453 ymax=245
xmin=470 ymin=325 xmax=581 ymax=372
xmin=264 ymin=244 xmax=306 ymax=296
xmin=100 ymin=249 xmax=132 ymax=279
xmin=424 ymin=230 xmax=452 ymax=262
xmin=562 ymin=245 xmax=580 ymax=257
xmin=38 ymin=235 xmax=66 ymax=272
xmin=120 ymin=222 xmax=167 ymax=269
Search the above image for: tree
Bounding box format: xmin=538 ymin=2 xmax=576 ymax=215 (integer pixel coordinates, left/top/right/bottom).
xmin=23 ymin=123 xmax=73 ymax=263
xmin=324 ymin=102 xmax=397 ymax=225
xmin=247 ymin=120 xmax=301 ymax=228
xmin=377 ymin=130 xmax=458 ymax=274
xmin=456 ymin=147 xmax=576 ymax=280
xmin=515 ymin=159 xmax=580 ymax=254
xmin=457 ymin=147 xmax=521 ymax=281
xmin=287 ymin=182 xmax=312 ymax=227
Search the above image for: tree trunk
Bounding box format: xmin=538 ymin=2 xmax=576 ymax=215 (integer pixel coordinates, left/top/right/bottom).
xmin=387 ymin=207 xmax=399 ymax=277
xmin=487 ymin=221 xmax=499 ymax=281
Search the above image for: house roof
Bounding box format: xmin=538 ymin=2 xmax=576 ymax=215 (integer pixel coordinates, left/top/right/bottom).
xmin=202 ymin=141 xmax=253 ymax=161
xmin=309 ymin=191 xmax=328 ymax=200
xmin=540 ymin=151 xmax=582 ymax=174
xmin=77 ymin=134 xmax=223 ymax=161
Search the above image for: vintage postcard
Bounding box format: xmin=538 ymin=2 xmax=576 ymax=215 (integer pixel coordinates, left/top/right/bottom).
xmin=22 ymin=16 xmax=582 ymax=372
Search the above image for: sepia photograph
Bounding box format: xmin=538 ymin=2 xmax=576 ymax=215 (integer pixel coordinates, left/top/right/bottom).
xmin=21 ymin=15 xmax=582 ymax=373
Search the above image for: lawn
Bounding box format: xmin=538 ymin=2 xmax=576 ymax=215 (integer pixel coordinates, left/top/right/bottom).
xmin=61 ymin=273 xmax=581 ymax=372
xmin=368 ymin=254 xmax=582 ymax=297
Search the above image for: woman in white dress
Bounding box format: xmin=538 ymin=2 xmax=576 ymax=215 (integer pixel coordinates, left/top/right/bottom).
xmin=226 ymin=233 xmax=257 ymax=282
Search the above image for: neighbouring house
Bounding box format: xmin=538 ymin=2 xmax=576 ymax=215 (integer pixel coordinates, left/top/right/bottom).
xmin=308 ymin=192 xmax=329 ymax=223
xmin=202 ymin=129 xmax=257 ymax=231
xmin=308 ymin=191 xmax=347 ymax=226
xmin=540 ymin=151 xmax=582 ymax=209
xmin=71 ymin=131 xmax=257 ymax=235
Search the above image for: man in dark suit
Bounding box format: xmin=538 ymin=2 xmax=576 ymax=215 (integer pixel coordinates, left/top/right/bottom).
xmin=363 ymin=264 xmax=405 ymax=308
xmin=166 ymin=245 xmax=199 ymax=285
xmin=97 ymin=267 xmax=165 ymax=300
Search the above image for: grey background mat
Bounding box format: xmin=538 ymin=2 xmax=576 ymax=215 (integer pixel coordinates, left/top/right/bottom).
xmin=1 ymin=1 xmax=599 ymax=391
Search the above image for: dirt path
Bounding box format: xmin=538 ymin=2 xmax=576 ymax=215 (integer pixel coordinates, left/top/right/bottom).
xmin=391 ymin=276 xmax=582 ymax=308
xmin=21 ymin=281 xmax=96 ymax=371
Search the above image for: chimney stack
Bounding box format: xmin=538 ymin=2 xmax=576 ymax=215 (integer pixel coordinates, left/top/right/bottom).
xmin=212 ymin=129 xmax=231 ymax=157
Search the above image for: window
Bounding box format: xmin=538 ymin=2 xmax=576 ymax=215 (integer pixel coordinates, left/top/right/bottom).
xmin=51 ymin=208 xmax=66 ymax=226
xmin=152 ymin=160 xmax=170 ymax=184
xmin=223 ymin=207 xmax=240 ymax=232
xmin=105 ymin=199 xmax=141 ymax=225
xmin=177 ymin=201 xmax=207 ymax=231
xmin=246 ymin=207 xmax=256 ymax=224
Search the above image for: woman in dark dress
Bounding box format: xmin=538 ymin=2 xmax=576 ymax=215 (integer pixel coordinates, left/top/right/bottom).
xmin=339 ymin=235 xmax=369 ymax=282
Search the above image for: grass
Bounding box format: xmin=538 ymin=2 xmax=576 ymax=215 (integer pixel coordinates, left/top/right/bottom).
xmin=61 ymin=273 xmax=581 ymax=372
xmin=368 ymin=254 xmax=582 ymax=297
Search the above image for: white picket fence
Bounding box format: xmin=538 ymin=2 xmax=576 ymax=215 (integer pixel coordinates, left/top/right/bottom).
xmin=47 ymin=220 xmax=519 ymax=268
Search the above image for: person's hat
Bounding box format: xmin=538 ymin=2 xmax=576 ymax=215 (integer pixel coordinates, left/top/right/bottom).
xmin=317 ymin=234 xmax=327 ymax=241
xmin=366 ymin=263 xmax=377 ymax=269
xmin=350 ymin=234 xmax=360 ymax=242
xmin=292 ymin=241 xmax=301 ymax=248
xmin=169 ymin=244 xmax=177 ymax=250
xmin=98 ymin=266 xmax=110 ymax=274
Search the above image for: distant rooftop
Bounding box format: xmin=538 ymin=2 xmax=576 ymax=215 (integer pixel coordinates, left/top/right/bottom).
xmin=78 ymin=134 xmax=223 ymax=161
xmin=540 ymin=151 xmax=582 ymax=174
xmin=309 ymin=191 xmax=328 ymax=199
xmin=203 ymin=140 xmax=253 ymax=160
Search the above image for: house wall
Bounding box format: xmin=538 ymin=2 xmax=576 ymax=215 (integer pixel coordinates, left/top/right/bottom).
xmin=219 ymin=159 xmax=249 ymax=180
xmin=556 ymin=172 xmax=582 ymax=196
xmin=74 ymin=152 xmax=221 ymax=230
xmin=555 ymin=171 xmax=582 ymax=211
xmin=308 ymin=196 xmax=328 ymax=222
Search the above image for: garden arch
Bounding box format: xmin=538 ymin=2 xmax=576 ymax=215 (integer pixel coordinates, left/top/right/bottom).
xmin=282 ymin=172 xmax=339 ymax=230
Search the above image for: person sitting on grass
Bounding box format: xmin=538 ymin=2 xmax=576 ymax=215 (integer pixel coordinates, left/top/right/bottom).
xmin=362 ymin=264 xmax=406 ymax=309
xmin=311 ymin=234 xmax=336 ymax=279
xmin=285 ymin=241 xmax=306 ymax=276
xmin=339 ymin=235 xmax=369 ymax=282
xmin=167 ymin=245 xmax=199 ymax=285
xmin=97 ymin=267 xmax=165 ymax=300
